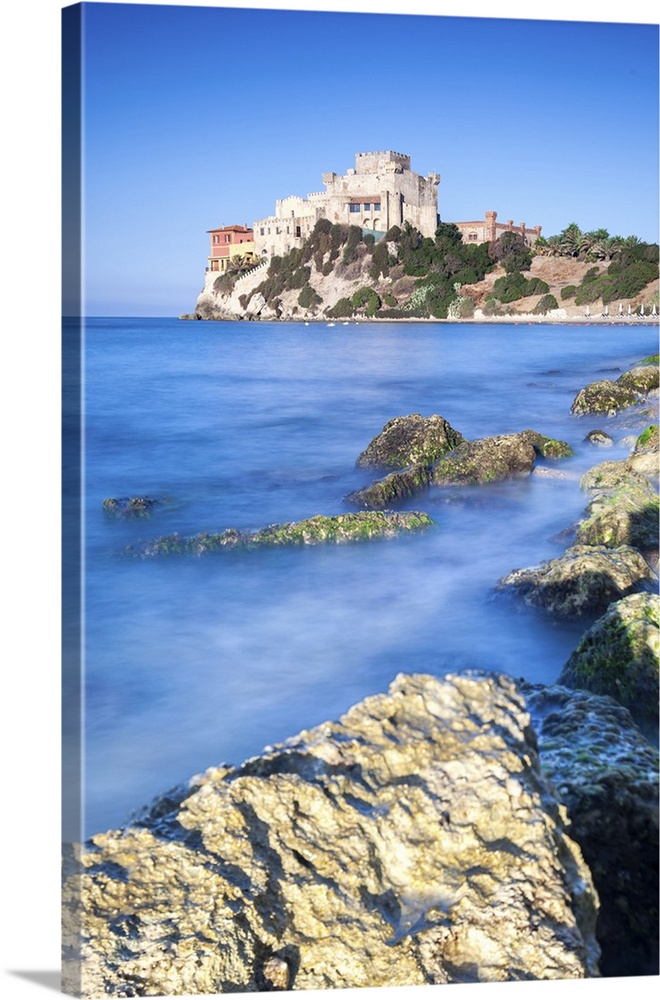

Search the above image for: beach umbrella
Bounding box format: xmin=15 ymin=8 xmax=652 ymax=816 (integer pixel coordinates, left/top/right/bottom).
xmin=585 ymin=305 xmax=591 ymax=318
xmin=619 ymin=303 xmax=623 ymax=316
xmin=604 ymin=305 xmax=609 ymax=317
xmin=652 ymin=304 xmax=657 ymax=316
xmin=640 ymin=304 xmax=645 ymax=316
xmin=628 ymin=304 xmax=632 ymax=315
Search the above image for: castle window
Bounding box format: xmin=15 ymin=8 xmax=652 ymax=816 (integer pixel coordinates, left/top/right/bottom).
xmin=374 ymin=203 xmax=381 ymax=211
xmin=260 ymin=227 xmax=265 ymax=236
xmin=225 ymin=234 xmax=231 ymax=242
xmin=468 ymin=233 xmax=478 ymax=241
xmin=349 ymin=204 xmax=360 ymax=213
xmin=363 ymin=203 xmax=371 ymax=211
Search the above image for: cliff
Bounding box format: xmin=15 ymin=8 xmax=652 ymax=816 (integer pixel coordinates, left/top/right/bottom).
xmin=191 ymin=220 xmax=659 ymax=324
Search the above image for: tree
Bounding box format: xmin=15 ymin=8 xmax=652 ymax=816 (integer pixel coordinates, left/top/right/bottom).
xmin=488 ymin=231 xmax=532 ymax=273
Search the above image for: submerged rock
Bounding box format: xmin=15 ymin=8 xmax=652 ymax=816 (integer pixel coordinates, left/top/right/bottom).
xmin=521 ymin=681 xmax=659 ymax=978
xmin=102 ymin=496 xmax=164 ymax=518
xmin=355 ymin=413 xmax=463 ymax=469
xmin=559 ymin=592 xmax=659 ymax=726
xmin=63 ymin=673 xmax=600 ymax=997
xmin=570 ymin=380 xmax=640 ymax=417
xmin=574 ymin=460 xmax=659 ymax=554
xmin=498 ymin=544 xmax=656 ymax=618
xmin=125 ymin=510 xmax=433 ymax=557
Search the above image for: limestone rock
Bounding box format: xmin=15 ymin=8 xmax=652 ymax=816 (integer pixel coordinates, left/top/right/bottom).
xmin=521 ymin=681 xmax=659 ymax=977
xmin=570 ymin=379 xmax=640 ymax=417
xmin=559 ymin=592 xmax=660 ymax=725
xmin=62 ymin=673 xmax=600 ymax=996
xmin=574 ymin=460 xmax=659 ymax=553
xmin=584 ymin=430 xmax=614 ymax=448
xmin=356 ymin=413 xmax=463 ymax=469
xmin=431 ymin=433 xmax=538 ymax=486
xmin=124 ymin=510 xmax=434 ymax=557
xmin=498 ymin=544 xmax=656 ymax=618
xmin=626 ymin=424 xmax=659 ymax=479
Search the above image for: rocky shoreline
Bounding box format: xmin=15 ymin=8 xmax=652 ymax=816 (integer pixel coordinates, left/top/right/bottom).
xmin=70 ymin=354 xmax=659 ymax=995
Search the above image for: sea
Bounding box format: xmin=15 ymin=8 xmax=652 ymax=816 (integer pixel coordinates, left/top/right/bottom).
xmin=78 ymin=317 xmax=658 ymax=836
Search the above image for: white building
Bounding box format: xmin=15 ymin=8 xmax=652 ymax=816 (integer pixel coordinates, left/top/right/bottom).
xmin=253 ymin=151 xmax=440 ymax=259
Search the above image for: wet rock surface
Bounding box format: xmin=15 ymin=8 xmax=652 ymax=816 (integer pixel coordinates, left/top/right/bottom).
xmin=124 ymin=510 xmax=434 ymax=557
xmin=346 ymin=463 xmax=432 ymax=509
xmin=498 ymin=544 xmax=656 ymax=618
xmin=574 ymin=460 xmax=659 ymax=553
xmin=102 ymin=496 xmax=165 ymax=518
xmin=356 ymin=413 xmax=463 ymax=469
xmin=521 ymin=681 xmax=659 ymax=978
xmin=570 ymin=379 xmax=641 ymax=417
xmin=63 ymin=673 xmax=600 ymax=997
xmin=559 ymin=592 xmax=660 ymax=726
xmin=431 ymin=433 xmax=538 ymax=486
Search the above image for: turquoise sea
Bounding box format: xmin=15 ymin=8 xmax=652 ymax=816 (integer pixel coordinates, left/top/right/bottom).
xmin=78 ymin=318 xmax=658 ymax=835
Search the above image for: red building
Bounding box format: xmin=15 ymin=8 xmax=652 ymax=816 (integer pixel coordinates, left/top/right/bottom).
xmin=207 ymin=224 xmax=257 ymax=272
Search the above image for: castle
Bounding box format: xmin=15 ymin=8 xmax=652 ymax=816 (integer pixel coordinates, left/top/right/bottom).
xmin=253 ymin=151 xmax=441 ymax=259
xmin=206 ymin=151 xmax=542 ymax=270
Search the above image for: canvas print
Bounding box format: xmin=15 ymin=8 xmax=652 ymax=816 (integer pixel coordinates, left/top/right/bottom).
xmin=61 ymin=1 xmax=659 ymax=996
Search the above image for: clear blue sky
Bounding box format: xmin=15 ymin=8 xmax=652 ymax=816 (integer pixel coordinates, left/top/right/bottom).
xmin=74 ymin=1 xmax=659 ymax=315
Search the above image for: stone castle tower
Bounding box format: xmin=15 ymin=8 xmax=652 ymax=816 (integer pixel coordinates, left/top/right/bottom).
xmin=253 ymin=151 xmax=440 ymax=259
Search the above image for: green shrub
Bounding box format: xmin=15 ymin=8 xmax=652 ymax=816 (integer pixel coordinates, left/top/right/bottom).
xmin=326 ymin=297 xmax=355 ymax=318
xmin=383 ymin=292 xmax=398 ymax=307
xmin=351 ymin=286 xmax=381 ymax=316
xmin=298 ymin=284 xmax=322 ymax=309
xmin=533 ymin=294 xmax=559 ymax=314
xmin=561 ymin=284 xmax=577 ymax=300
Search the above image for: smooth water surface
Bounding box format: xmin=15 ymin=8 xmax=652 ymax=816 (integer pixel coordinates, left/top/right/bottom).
xmin=81 ymin=318 xmax=658 ymax=834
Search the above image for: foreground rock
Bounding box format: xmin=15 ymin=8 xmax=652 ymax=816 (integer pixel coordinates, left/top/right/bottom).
xmin=356 ymin=413 xmax=463 ymax=468
xmin=346 ymin=464 xmax=433 ymax=508
xmin=62 ymin=673 xmax=599 ymax=996
xmin=626 ymin=423 xmax=659 ymax=478
xmin=498 ymin=544 xmax=656 ymax=618
xmin=615 ymin=364 xmax=660 ymax=395
xmin=574 ymin=460 xmax=659 ymax=555
xmin=431 ymin=432 xmax=565 ymax=487
xmin=559 ymin=592 xmax=659 ymax=726
xmin=125 ymin=510 xmax=433 ymax=557
xmin=521 ymin=682 xmax=659 ymax=978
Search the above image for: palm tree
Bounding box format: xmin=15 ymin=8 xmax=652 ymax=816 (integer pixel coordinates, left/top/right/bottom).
xmin=559 ymin=223 xmax=583 ymax=258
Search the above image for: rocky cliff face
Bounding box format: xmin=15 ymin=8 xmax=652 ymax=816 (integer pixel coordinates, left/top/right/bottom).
xmin=63 ymin=672 xmax=602 ymax=997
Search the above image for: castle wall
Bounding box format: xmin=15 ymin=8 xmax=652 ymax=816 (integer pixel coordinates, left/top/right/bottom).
xmin=453 ymin=211 xmax=542 ymax=246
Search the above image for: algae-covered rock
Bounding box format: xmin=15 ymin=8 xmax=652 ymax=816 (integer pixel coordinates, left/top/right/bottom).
xmin=498 ymin=544 xmax=656 ymax=618
xmin=356 ymin=413 xmax=463 ymax=469
xmin=346 ymin=463 xmax=432 ymax=508
xmin=616 ymin=365 xmax=660 ymax=395
xmin=521 ymin=681 xmax=659 ymax=978
xmin=575 ymin=460 xmax=659 ymax=553
xmin=519 ymin=429 xmax=574 ymax=460
xmin=627 ymin=424 xmax=659 ymax=479
xmin=63 ymin=672 xmax=599 ymax=997
xmin=102 ymin=496 xmax=164 ymax=518
xmin=570 ymin=380 xmax=640 ymax=417
xmin=431 ymin=433 xmax=538 ymax=486
xmin=559 ymin=592 xmax=659 ymax=725
xmin=125 ymin=510 xmax=433 ymax=557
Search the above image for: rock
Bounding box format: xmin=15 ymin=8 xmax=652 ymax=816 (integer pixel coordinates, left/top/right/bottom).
xmin=574 ymin=460 xmax=659 ymax=553
xmin=616 ymin=365 xmax=659 ymax=395
xmin=431 ymin=433 xmax=538 ymax=486
xmin=246 ymin=291 xmax=267 ymax=317
xmin=346 ymin=464 xmax=432 ymax=509
xmin=520 ymin=681 xmax=659 ymax=978
xmin=570 ymin=380 xmax=640 ymax=417
xmin=519 ymin=429 xmax=574 ymax=460
xmin=498 ymin=544 xmax=656 ymax=618
xmin=62 ymin=673 xmax=600 ymax=996
xmin=102 ymin=496 xmax=163 ymax=518
xmin=584 ymin=430 xmax=614 ymax=448
xmin=356 ymin=414 xmax=463 ymax=469
xmin=124 ymin=511 xmax=434 ymax=557
xmin=558 ymin=592 xmax=659 ymax=726
xmin=626 ymin=424 xmax=659 ymax=479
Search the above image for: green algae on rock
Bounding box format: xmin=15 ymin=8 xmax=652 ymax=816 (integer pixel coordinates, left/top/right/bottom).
xmin=570 ymin=379 xmax=641 ymax=417
xmin=125 ymin=510 xmax=434 ymax=557
xmin=102 ymin=496 xmax=164 ymax=518
xmin=62 ymin=672 xmax=600 ymax=997
xmin=615 ymin=365 xmax=660 ymax=395
xmin=559 ymin=592 xmax=660 ymax=726
xmin=431 ymin=433 xmax=538 ymax=486
xmin=346 ymin=464 xmax=432 ymax=509
xmin=519 ymin=429 xmax=574 ymax=460
xmin=356 ymin=413 xmax=463 ymax=469
xmin=498 ymin=544 xmax=656 ymax=618
xmin=575 ymin=460 xmax=659 ymax=553
xmin=521 ymin=681 xmax=659 ymax=978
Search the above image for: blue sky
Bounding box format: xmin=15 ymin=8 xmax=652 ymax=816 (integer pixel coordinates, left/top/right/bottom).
xmin=74 ymin=2 xmax=658 ymax=315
